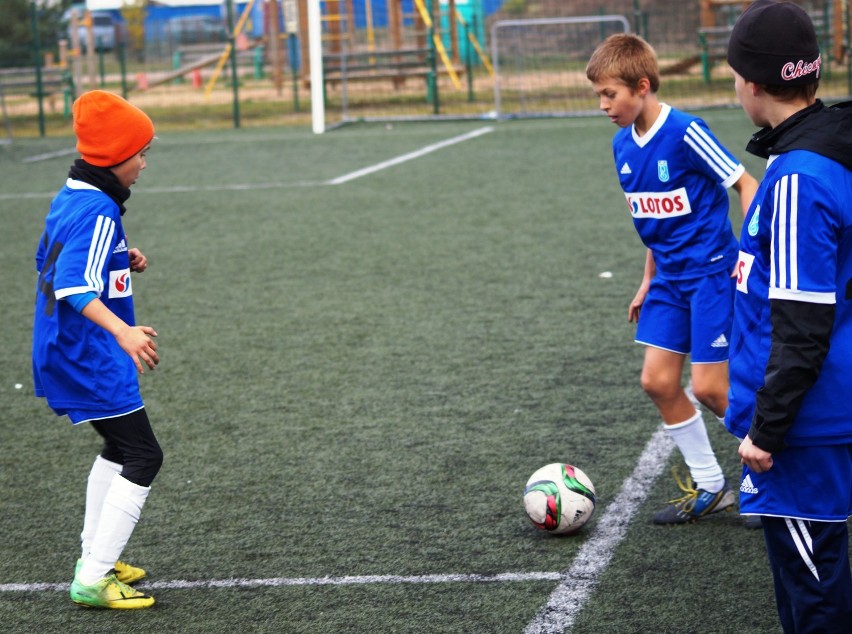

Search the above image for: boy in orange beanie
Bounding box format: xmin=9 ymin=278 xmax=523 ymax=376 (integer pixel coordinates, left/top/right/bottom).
xmin=32 ymin=90 xmax=162 ymax=609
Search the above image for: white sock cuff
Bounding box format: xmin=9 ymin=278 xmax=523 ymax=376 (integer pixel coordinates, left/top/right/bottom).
xmin=106 ymin=474 xmax=151 ymax=521
xmin=664 ymin=409 xmax=702 ymax=431
xmin=93 ymin=455 xmax=123 ymax=474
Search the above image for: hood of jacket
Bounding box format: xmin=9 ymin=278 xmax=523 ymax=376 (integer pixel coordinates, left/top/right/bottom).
xmin=746 ymin=99 xmax=852 ymax=171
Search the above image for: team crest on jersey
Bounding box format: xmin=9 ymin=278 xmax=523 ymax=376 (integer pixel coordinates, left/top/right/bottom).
xmin=109 ymin=268 xmax=132 ymax=298
xmin=657 ymin=160 xmax=670 ymax=183
xmin=748 ymin=205 xmax=760 ymax=236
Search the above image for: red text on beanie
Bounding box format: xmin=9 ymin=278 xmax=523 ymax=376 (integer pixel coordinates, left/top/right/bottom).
xmin=73 ymin=90 xmax=155 ymax=168
xmin=727 ymin=0 xmax=821 ymax=86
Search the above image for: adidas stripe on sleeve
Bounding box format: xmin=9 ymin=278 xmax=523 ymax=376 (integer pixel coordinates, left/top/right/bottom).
xmin=684 ymin=121 xmax=742 ymax=187
xmin=768 ymin=173 xmax=837 ymax=304
xmin=55 ymin=214 xmax=116 ymax=300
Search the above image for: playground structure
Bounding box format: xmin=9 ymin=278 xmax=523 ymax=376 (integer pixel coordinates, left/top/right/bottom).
xmin=295 ymin=0 xmax=492 ymax=89
xmin=127 ymin=0 xmax=492 ymax=97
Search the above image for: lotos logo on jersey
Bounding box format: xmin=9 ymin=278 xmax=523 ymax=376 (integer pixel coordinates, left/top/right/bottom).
xmin=109 ymin=268 xmax=132 ymax=298
xmin=625 ymin=187 xmax=691 ymax=219
xmin=736 ymin=251 xmax=755 ymax=294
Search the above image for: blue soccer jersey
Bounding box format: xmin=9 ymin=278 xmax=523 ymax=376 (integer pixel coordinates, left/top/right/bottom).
xmin=613 ymin=104 xmax=743 ymax=279
xmin=727 ymin=150 xmax=852 ymax=447
xmin=32 ymin=179 xmax=143 ymax=421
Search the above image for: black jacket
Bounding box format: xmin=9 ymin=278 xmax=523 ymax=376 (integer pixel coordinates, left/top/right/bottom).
xmin=745 ymin=100 xmax=852 ymax=452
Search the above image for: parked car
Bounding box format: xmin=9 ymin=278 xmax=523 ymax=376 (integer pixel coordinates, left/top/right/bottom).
xmin=167 ymin=16 xmax=228 ymax=45
xmin=65 ymin=10 xmax=124 ymax=52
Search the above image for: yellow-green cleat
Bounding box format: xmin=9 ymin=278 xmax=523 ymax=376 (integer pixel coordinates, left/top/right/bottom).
xmin=75 ymin=559 xmax=146 ymax=585
xmin=113 ymin=560 xmax=146 ymax=585
xmin=70 ymin=572 xmax=154 ymax=609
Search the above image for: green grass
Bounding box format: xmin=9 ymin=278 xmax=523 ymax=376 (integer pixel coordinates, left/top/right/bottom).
xmin=0 ymin=113 xmax=829 ymax=633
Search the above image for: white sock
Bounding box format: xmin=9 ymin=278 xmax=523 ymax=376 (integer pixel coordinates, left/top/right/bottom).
xmin=77 ymin=474 xmax=150 ymax=585
xmin=80 ymin=455 xmax=123 ymax=560
xmin=664 ymin=410 xmax=725 ymax=493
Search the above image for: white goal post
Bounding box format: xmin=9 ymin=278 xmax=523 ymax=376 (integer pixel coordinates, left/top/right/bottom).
xmin=491 ymin=15 xmax=631 ymax=119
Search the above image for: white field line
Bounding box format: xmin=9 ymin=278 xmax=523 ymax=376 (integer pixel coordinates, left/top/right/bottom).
xmin=326 ymin=126 xmax=493 ymax=184
xmin=21 ymin=147 xmax=78 ymax=163
xmin=7 ymin=127 xmax=494 ymax=200
xmin=0 ymin=181 xmax=327 ymax=201
xmin=523 ymin=427 xmax=675 ymax=634
xmin=0 ymin=571 xmax=562 ymax=594
xmin=2 ymin=428 xmax=672 ymax=613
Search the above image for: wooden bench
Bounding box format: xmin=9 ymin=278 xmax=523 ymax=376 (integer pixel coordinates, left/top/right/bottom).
xmin=174 ymin=43 xmax=256 ymax=67
xmin=0 ymin=67 xmax=67 ymax=107
xmin=322 ymin=48 xmax=463 ymax=88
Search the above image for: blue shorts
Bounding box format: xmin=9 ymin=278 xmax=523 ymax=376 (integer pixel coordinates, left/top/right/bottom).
xmin=635 ymin=270 xmax=734 ymax=363
xmin=738 ymin=444 xmax=852 ymax=521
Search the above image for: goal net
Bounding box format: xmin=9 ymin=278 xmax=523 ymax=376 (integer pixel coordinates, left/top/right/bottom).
xmin=311 ymin=0 xmax=494 ymax=130
xmin=308 ymin=7 xmax=633 ymax=131
xmin=491 ymin=15 xmax=631 ymax=119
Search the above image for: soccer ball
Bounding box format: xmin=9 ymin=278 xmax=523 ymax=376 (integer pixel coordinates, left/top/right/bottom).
xmin=523 ymin=463 xmax=596 ymax=535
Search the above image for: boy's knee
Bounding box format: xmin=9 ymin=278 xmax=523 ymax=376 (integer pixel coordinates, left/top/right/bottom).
xmin=123 ymin=446 xmax=163 ymax=488
xmin=640 ymin=373 xmax=676 ymax=401
xmin=690 ymin=384 xmax=727 ymax=415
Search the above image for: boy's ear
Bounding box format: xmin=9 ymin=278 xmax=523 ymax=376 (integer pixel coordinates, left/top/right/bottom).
xmin=636 ymin=77 xmax=652 ymax=96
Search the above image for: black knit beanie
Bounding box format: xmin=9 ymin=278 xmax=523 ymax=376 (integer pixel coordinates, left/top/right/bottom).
xmin=727 ymin=0 xmax=821 ymax=86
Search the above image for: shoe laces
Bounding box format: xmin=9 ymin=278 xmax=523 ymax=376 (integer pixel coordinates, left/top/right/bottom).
xmin=665 ymin=466 xmax=700 ymax=512
xmin=105 ymin=573 xmax=138 ymax=596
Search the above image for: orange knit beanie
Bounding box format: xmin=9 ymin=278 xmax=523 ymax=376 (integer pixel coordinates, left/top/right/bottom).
xmin=73 ymin=90 xmax=154 ymax=167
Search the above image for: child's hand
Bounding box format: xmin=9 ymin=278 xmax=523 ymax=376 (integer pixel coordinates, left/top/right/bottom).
xmin=628 ymin=289 xmax=647 ymax=323
xmin=129 ymin=247 xmax=148 ymax=273
xmin=739 ymin=435 xmax=774 ymax=473
xmin=116 ymin=325 xmax=159 ymax=373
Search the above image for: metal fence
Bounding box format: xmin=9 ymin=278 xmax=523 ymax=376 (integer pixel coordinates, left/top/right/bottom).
xmin=2 ymin=0 xmax=849 ymax=138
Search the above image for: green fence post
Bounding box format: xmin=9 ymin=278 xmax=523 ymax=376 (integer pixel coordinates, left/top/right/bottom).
xmin=699 ymin=32 xmax=710 ymax=84
xmin=118 ymin=41 xmax=127 ymax=98
xmin=254 ymin=45 xmax=265 ymax=79
xmin=63 ymin=70 xmax=73 ymax=119
xmin=288 ymin=33 xmax=299 ymax=112
xmin=30 ymin=2 xmax=45 ymax=137
xmin=465 ymin=21 xmax=473 ymax=103
xmin=428 ymin=0 xmax=439 ymax=114
xmin=172 ymin=50 xmax=183 ymax=84
xmin=225 ymin=0 xmax=240 ymax=128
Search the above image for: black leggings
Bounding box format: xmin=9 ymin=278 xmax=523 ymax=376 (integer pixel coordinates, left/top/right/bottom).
xmin=90 ymin=408 xmax=163 ymax=487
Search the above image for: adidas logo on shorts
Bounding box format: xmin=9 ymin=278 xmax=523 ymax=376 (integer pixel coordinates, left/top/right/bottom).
xmin=740 ymin=474 xmax=759 ymax=495
xmin=711 ymin=334 xmax=729 ymax=348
